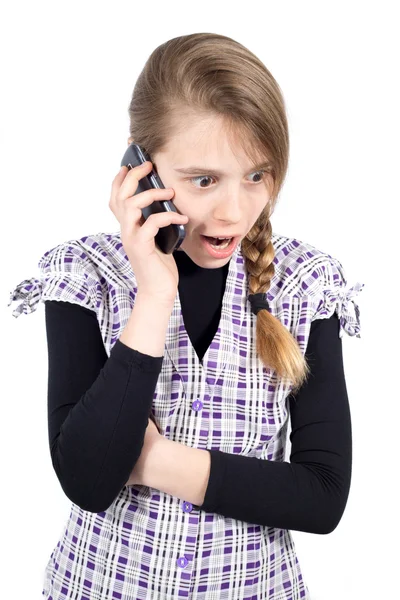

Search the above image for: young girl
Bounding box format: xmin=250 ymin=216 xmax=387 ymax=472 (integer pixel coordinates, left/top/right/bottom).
xmin=8 ymin=32 xmax=364 ymax=600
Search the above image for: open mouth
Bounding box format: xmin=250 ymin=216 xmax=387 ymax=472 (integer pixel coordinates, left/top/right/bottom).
xmin=201 ymin=235 xmax=233 ymax=249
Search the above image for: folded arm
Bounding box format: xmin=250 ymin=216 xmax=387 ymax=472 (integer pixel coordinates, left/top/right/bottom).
xmin=141 ymin=313 xmax=352 ymax=535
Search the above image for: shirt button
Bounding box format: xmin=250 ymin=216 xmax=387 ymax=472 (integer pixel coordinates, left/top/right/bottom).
xmin=177 ymin=556 xmax=188 ymax=568
xmin=191 ymin=399 xmax=203 ymax=411
xmin=182 ymin=501 xmax=193 ymax=513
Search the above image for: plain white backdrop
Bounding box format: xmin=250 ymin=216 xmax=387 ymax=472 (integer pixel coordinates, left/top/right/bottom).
xmin=1 ymin=1 xmax=398 ymax=598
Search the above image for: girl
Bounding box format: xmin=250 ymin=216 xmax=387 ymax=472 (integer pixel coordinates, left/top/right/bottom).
xmin=9 ymin=32 xmax=364 ymax=600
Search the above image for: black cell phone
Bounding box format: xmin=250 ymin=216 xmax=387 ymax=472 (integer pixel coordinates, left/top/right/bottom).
xmin=120 ymin=143 xmax=186 ymax=254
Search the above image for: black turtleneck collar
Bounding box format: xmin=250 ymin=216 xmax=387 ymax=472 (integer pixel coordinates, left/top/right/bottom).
xmin=173 ymin=248 xmax=230 ymax=276
xmin=172 ymin=249 xmax=230 ymax=360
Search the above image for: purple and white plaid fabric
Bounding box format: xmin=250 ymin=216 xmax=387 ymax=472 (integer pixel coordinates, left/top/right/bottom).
xmin=8 ymin=231 xmax=364 ymax=600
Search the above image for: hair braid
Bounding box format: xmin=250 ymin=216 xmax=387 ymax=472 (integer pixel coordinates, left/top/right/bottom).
xmin=242 ymin=207 xmax=310 ymax=392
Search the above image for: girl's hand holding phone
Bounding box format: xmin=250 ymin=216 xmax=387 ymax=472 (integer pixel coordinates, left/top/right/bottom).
xmin=109 ymin=161 xmax=189 ymax=305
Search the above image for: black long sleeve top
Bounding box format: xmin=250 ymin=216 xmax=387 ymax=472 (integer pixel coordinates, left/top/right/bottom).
xmin=44 ymin=248 xmax=352 ymax=534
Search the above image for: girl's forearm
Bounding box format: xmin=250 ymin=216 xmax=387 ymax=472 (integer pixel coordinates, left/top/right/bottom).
xmin=143 ymin=437 xmax=211 ymax=506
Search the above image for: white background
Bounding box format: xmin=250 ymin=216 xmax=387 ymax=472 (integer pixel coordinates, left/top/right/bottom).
xmin=1 ymin=1 xmax=398 ymax=598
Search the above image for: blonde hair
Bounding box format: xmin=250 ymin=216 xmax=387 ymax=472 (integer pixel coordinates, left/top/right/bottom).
xmin=127 ymin=32 xmax=310 ymax=392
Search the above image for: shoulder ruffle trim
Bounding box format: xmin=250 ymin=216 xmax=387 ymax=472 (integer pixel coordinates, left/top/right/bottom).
xmin=315 ymin=281 xmax=365 ymax=338
xmin=7 ymin=277 xmax=43 ymax=318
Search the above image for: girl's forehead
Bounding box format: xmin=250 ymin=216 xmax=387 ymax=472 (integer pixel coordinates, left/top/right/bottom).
xmin=164 ymin=119 xmax=267 ymax=168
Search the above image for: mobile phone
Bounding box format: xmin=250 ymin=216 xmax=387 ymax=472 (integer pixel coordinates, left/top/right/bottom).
xmin=120 ymin=143 xmax=186 ymax=254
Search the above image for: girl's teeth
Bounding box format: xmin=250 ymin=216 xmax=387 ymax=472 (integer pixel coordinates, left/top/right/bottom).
xmin=210 ymin=238 xmax=231 ymax=249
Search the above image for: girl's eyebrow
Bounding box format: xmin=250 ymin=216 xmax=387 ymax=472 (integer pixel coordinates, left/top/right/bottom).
xmin=173 ymin=161 xmax=272 ymax=177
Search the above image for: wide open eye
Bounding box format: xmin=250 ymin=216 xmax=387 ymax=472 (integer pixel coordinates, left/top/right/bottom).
xmin=189 ymin=170 xmax=267 ymax=189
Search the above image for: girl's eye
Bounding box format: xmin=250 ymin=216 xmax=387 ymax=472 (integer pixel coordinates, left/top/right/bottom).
xmin=189 ymin=170 xmax=267 ymax=189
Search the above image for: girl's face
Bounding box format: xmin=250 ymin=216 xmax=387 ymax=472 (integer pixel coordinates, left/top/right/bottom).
xmin=129 ymin=113 xmax=273 ymax=268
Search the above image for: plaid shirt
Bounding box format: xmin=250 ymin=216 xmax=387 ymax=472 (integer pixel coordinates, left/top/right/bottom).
xmin=8 ymin=231 xmax=364 ymax=600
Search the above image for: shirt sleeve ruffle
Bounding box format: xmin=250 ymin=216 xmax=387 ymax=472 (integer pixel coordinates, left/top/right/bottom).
xmin=311 ymin=255 xmax=365 ymax=339
xmin=7 ymin=244 xmax=97 ymax=318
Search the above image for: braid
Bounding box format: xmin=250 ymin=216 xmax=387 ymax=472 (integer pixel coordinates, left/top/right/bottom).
xmin=241 ymin=206 xmax=310 ymax=392
xmin=241 ymin=207 xmax=274 ymax=295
